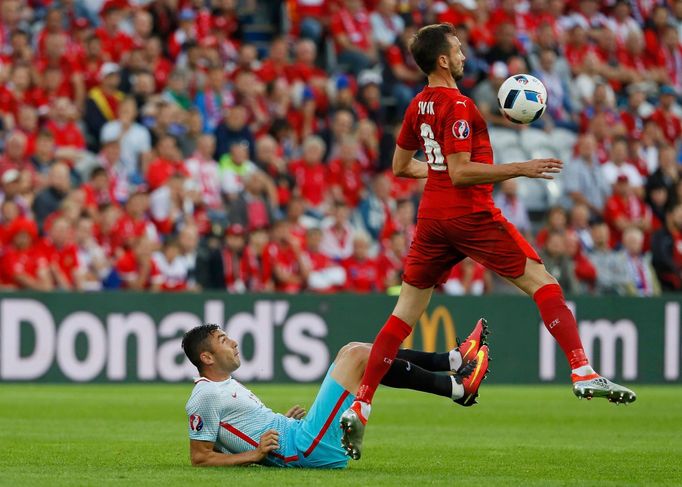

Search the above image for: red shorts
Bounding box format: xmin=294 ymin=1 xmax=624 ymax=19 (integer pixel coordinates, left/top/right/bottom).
xmin=402 ymin=211 xmax=542 ymax=289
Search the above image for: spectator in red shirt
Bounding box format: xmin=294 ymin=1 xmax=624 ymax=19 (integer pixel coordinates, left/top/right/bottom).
xmin=287 ymin=38 xmax=325 ymax=83
xmin=222 ymin=223 xmax=248 ymax=293
xmin=304 ymin=226 xmax=347 ymax=293
xmin=258 ymin=37 xmax=289 ymax=84
xmin=113 ymin=191 xmax=158 ymax=251
xmin=604 ymin=175 xmax=653 ymax=248
xmin=650 ymin=85 xmax=682 ymax=145
xmin=536 ymin=206 xmax=570 ymax=249
xmin=267 ymin=219 xmax=310 ymax=293
xmin=378 ymin=230 xmax=406 ymax=290
xmin=95 ymin=0 xmax=134 ymax=63
xmin=290 ymin=135 xmax=328 ymax=212
xmin=81 ymin=166 xmax=116 ymax=217
xmin=115 ymin=236 xmax=163 ymax=291
xmin=343 ymin=232 xmax=382 ymax=293
xmin=644 ymin=5 xmax=670 ymax=63
xmin=443 ymin=257 xmax=488 ymax=296
xmin=230 ymin=170 xmax=278 ymax=232
xmin=146 ymin=135 xmax=189 ymax=191
xmin=41 ymin=216 xmax=84 ymax=290
xmin=242 ymin=226 xmax=275 ymax=292
xmin=330 ymin=0 xmax=378 ymax=75
xmin=290 ymin=0 xmax=329 ymax=42
xmin=327 ymin=136 xmax=364 ymax=207
xmin=0 ymin=63 xmax=33 ymax=126
xmin=379 ymin=197 xmax=415 ymax=250
xmin=44 ymin=97 xmax=87 ymax=162
xmin=1 ymin=217 xmax=53 ymax=291
xmin=145 ymin=36 xmax=174 ymax=91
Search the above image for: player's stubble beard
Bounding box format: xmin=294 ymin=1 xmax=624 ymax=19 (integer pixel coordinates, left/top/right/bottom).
xmin=448 ymin=56 xmax=464 ymax=81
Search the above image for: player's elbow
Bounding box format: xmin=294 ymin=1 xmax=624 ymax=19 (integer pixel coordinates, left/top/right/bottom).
xmin=449 ymin=168 xmax=468 ymax=187
xmin=190 ymin=450 xmax=212 ymax=467
xmin=392 ymin=157 xmax=406 ymax=177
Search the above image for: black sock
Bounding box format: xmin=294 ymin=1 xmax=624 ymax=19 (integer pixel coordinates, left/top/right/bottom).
xmin=380 ymin=359 xmax=453 ymax=399
xmin=396 ymin=349 xmax=451 ymax=372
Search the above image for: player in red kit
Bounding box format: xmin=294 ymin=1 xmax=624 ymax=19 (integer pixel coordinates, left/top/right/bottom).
xmin=340 ymin=23 xmax=636 ymax=461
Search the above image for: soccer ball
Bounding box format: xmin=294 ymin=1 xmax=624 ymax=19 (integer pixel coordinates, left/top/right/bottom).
xmin=497 ymin=74 xmax=547 ymax=124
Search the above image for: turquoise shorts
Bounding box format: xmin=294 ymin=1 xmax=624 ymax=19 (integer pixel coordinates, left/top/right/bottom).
xmin=290 ymin=365 xmax=355 ymax=469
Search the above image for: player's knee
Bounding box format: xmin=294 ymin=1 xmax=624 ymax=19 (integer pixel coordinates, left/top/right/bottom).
xmin=335 ymin=342 xmax=366 ymax=361
xmin=344 ymin=344 xmax=370 ymax=369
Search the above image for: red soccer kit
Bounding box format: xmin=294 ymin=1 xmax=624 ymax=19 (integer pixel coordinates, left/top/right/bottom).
xmin=395 ymin=86 xmax=540 ymax=288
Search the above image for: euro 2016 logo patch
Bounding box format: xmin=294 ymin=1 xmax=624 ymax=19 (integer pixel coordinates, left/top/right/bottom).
xmin=452 ymin=120 xmax=470 ymax=139
xmin=189 ymin=414 xmax=203 ymax=432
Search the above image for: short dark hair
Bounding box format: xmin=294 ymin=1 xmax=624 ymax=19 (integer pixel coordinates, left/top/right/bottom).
xmin=409 ymin=23 xmax=457 ymax=75
xmin=182 ymin=324 xmax=220 ymax=371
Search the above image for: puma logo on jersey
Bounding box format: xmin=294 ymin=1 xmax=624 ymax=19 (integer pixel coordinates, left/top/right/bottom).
xmin=418 ymin=101 xmax=435 ymax=115
xmin=456 ymin=101 xmax=466 ymax=106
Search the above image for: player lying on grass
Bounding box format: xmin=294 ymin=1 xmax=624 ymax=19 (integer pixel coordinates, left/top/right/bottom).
xmin=182 ymin=322 xmax=489 ymax=468
xmin=340 ymin=22 xmax=637 ymax=461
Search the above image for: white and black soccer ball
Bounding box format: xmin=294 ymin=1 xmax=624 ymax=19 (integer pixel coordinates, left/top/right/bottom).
xmin=497 ymin=74 xmax=547 ymax=124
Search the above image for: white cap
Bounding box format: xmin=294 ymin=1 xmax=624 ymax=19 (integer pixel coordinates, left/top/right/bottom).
xmin=99 ymin=62 xmax=120 ymax=80
xmin=2 ymin=169 xmax=20 ymax=184
xmin=453 ymin=0 xmax=477 ymax=10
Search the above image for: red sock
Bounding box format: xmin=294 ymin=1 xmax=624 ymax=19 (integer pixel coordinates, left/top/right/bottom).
xmin=533 ymin=284 xmax=589 ymax=370
xmin=356 ymin=315 xmax=413 ymax=404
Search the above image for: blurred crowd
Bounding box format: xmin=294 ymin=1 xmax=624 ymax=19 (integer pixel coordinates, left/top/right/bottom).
xmin=0 ymin=0 xmax=681 ymax=296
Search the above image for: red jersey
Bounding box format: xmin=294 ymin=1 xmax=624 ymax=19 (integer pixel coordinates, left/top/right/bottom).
xmin=115 ymin=250 xmax=162 ymax=289
xmin=397 ymin=86 xmax=495 ymax=219
xmin=44 ymin=120 xmax=86 ymax=149
xmin=1 ymin=245 xmax=49 ymax=286
xmin=327 ymin=159 xmax=363 ymax=207
xmin=343 ymin=255 xmax=383 ymax=292
xmin=146 ymin=158 xmax=190 ymax=191
xmin=290 ymin=160 xmax=327 ymax=206
xmin=40 ymin=240 xmax=81 ymax=287
xmin=650 ymin=108 xmax=682 ymax=145
xmin=604 ymin=194 xmax=651 ymax=247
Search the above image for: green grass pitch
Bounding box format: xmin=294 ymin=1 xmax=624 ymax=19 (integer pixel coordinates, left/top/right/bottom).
xmin=2 ymin=384 xmax=681 ymax=486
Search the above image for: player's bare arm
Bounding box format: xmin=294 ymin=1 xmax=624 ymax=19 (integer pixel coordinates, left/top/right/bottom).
xmin=189 ymin=430 xmax=280 ymax=467
xmin=447 ymin=152 xmax=563 ymax=186
xmin=393 ymin=146 xmax=428 ymax=179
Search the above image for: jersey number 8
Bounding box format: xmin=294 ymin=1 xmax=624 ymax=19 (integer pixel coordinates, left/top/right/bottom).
xmin=420 ymin=123 xmax=446 ymax=171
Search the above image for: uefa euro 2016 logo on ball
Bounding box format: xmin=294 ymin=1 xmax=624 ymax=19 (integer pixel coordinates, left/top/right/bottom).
xmin=497 ymin=74 xmax=548 ymax=124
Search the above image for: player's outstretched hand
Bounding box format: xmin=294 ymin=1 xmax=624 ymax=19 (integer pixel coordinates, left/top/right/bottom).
xmin=256 ymin=429 xmax=280 ymax=459
xmin=285 ymin=405 xmax=307 ymax=419
xmin=520 ymin=158 xmax=563 ymax=179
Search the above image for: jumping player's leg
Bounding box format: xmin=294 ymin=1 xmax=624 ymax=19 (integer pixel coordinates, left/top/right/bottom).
xmin=506 ymin=258 xmax=636 ymax=404
xmin=451 ymin=211 xmax=635 ymax=404
xmin=505 ymin=259 xmax=589 ymax=371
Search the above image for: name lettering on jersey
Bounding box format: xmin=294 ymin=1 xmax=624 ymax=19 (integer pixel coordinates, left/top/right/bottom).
xmin=418 ymin=101 xmax=435 ymax=115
